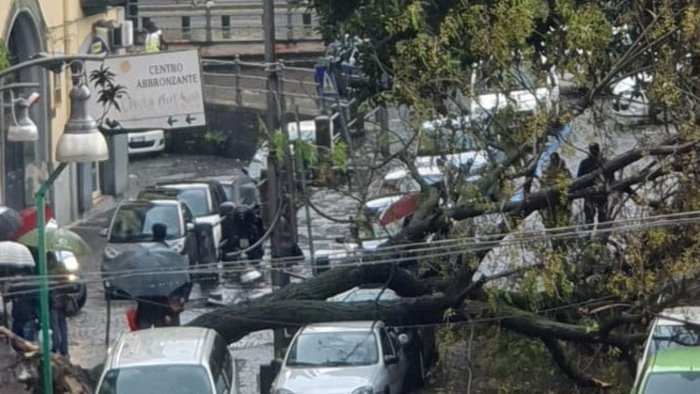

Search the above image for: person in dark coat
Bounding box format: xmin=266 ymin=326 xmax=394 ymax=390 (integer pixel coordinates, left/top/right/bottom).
xmin=135 ymin=283 xmax=190 ymax=329
xmin=48 ymin=252 xmax=77 ymax=357
xmin=152 ymin=222 xmax=169 ymax=246
xmin=7 ymin=267 xmax=38 ymax=351
xmin=577 ymin=143 xmax=613 ymax=224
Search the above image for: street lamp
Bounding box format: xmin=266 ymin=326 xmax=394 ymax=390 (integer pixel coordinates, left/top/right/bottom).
xmin=7 ymin=92 xmax=40 ymax=142
xmin=6 ymin=58 xmax=108 ymax=394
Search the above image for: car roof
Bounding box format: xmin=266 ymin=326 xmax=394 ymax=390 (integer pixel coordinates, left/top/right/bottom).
xmin=120 ymin=199 xmax=179 ymax=207
xmin=655 ymin=306 xmax=700 ymax=326
xmin=106 ymin=327 xmax=218 ymax=369
xmin=301 ymin=321 xmax=384 ymax=333
xmin=647 ymin=347 xmax=700 ymax=372
xmin=158 ymin=182 xmax=210 ymax=190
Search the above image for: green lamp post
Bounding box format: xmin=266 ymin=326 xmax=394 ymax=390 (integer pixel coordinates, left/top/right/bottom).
xmin=7 ymin=58 xmax=108 ymax=394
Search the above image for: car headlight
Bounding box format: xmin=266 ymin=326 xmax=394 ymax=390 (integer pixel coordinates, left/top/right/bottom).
xmin=103 ymin=246 xmax=121 ymax=260
xmin=168 ymin=238 xmax=186 ymax=254
xmin=62 ymin=255 xmax=79 ymax=272
xmin=274 ymin=389 xmax=295 ymax=394
xmin=352 ymin=386 xmax=374 ymax=394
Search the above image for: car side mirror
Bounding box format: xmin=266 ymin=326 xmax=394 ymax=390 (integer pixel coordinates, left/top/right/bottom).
xmin=99 ymin=228 xmax=108 ymax=237
xmin=220 ymin=201 xmax=236 ymax=216
xmin=398 ymin=333 xmax=410 ymax=346
xmin=384 ymin=355 xmax=399 ymax=365
xmin=186 ymin=222 xmax=196 ymax=232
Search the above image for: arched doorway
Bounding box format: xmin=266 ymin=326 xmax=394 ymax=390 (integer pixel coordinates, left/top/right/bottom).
xmin=3 ymin=9 xmax=49 ymax=210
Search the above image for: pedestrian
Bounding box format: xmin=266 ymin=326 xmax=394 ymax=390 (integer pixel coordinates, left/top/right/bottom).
xmin=577 ymin=143 xmax=613 ymax=224
xmin=144 ymin=20 xmax=165 ymax=53
xmin=135 ymin=283 xmax=190 ymax=329
xmin=541 ymin=152 xmax=572 ymax=228
xmin=152 ymin=222 xmax=169 ymax=247
xmin=48 ymin=252 xmax=76 ymax=357
xmin=7 ymin=267 xmax=38 ymax=351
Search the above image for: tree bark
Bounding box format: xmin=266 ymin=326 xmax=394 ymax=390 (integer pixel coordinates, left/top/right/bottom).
xmin=541 ymin=337 xmax=613 ymax=389
xmin=187 ymin=296 xmax=452 ymax=344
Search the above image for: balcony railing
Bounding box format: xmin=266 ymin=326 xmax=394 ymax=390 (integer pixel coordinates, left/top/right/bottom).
xmin=128 ymin=1 xmax=321 ymax=44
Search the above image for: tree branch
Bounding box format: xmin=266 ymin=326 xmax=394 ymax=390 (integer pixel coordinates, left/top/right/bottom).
xmin=541 ymin=337 xmax=613 ymax=389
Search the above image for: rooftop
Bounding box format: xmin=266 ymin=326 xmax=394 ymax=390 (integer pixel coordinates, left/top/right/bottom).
xmin=301 ymin=321 xmax=385 ymax=333
xmin=107 ymin=327 xmax=217 ymax=369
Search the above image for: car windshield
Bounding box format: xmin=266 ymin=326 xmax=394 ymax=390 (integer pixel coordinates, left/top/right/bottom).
xmin=97 ymin=365 xmax=212 ymax=394
xmin=650 ymin=324 xmax=700 ymax=354
xmin=109 ymin=204 xmax=182 ymax=242
xmin=286 ymin=331 xmax=378 ymax=367
xmin=642 ymin=371 xmax=700 ymax=393
xmin=165 ymin=187 xmax=210 ymax=217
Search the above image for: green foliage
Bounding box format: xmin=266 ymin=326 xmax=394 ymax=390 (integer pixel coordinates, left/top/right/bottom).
xmin=203 ymin=130 xmax=227 ymax=147
xmin=332 ymin=141 xmax=348 ymax=171
xmin=0 ymin=42 xmax=10 ymax=72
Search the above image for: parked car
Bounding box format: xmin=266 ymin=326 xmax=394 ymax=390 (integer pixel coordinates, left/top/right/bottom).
xmin=95 ymin=327 xmax=234 ymax=394
xmin=326 ymin=287 xmax=436 ymax=387
xmin=632 ymin=347 xmax=700 ymax=393
xmin=127 ymin=130 xmax=165 ymax=155
xmin=272 ymin=321 xmax=410 ymax=394
xmin=101 ymin=199 xmax=199 ymax=297
xmin=633 ymin=306 xmax=700 ymax=388
xmin=150 ymin=181 xmax=228 ymax=260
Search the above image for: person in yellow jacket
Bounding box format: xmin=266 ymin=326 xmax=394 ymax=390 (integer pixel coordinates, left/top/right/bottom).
xmin=144 ymin=21 xmax=165 ymax=53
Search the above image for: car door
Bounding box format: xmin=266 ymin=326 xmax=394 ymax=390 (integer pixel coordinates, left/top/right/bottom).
xmin=181 ymin=202 xmax=199 ymax=266
xmin=208 ymin=185 xmax=224 ymax=252
xmin=380 ymin=328 xmax=402 ymax=394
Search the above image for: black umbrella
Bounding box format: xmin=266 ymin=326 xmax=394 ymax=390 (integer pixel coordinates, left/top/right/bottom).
xmin=102 ymin=246 xmax=190 ymax=298
xmin=0 ymin=206 xmax=21 ymax=241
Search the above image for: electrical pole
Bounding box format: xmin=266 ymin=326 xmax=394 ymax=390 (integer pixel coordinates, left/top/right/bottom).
xmin=263 ymin=0 xmax=297 ymax=287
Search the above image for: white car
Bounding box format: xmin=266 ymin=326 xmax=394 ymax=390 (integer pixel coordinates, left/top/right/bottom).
xmin=610 ymin=73 xmax=656 ymax=123
xmin=469 ymin=63 xmax=559 ymax=117
xmin=127 ymin=130 xmax=165 ymax=155
xmin=272 ymin=321 xmax=410 ymax=394
xmin=633 ymin=306 xmax=700 ymax=388
xmin=95 ymin=327 xmax=234 ymax=394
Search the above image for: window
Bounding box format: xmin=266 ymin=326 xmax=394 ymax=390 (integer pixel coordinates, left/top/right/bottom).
xmin=286 ymin=331 xmax=378 ymax=367
xmin=109 ymin=204 xmax=183 ymax=242
xmin=642 ymin=371 xmax=700 ymax=393
xmin=210 ymin=335 xmax=232 ymax=394
xmin=379 ymin=329 xmax=395 ymax=357
xmin=98 ymin=365 xmax=212 ymax=394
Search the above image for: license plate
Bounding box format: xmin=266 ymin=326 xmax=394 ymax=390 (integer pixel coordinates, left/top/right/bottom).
xmin=132 ymin=136 xmax=145 ymax=142
xmin=240 ymin=238 xmax=249 ymax=248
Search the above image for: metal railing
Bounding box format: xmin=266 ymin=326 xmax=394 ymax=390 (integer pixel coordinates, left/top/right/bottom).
xmin=129 ymin=1 xmax=321 ymax=43
xmin=202 ymin=57 xmax=322 ymax=114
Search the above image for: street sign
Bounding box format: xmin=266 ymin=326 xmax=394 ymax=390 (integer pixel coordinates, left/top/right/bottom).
xmin=86 ymin=49 xmax=206 ymax=131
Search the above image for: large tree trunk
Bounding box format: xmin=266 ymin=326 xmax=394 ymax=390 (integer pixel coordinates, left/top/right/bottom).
xmin=187 ymin=296 xmax=452 ymax=343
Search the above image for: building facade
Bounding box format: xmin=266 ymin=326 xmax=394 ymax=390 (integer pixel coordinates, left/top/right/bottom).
xmin=0 ymin=0 xmax=122 ymax=225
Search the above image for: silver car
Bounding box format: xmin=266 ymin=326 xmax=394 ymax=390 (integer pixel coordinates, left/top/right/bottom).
xmin=272 ymin=321 xmax=409 ymax=394
xmin=96 ymin=327 xmax=234 ymax=394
